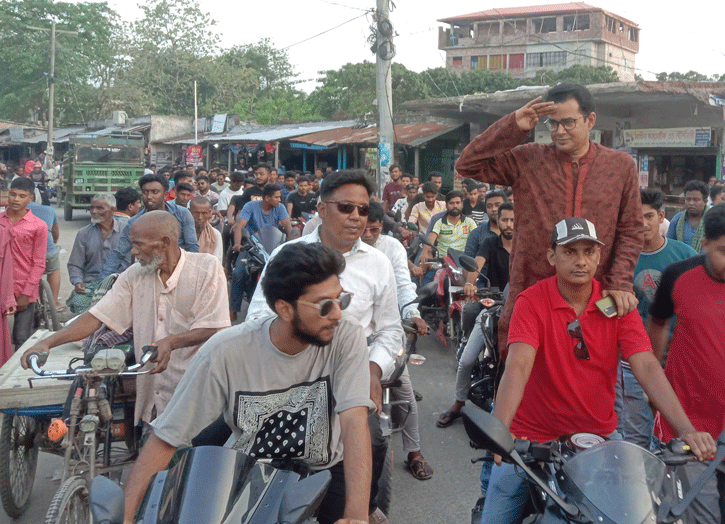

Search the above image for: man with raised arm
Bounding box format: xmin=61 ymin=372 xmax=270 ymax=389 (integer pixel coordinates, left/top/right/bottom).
xmin=455 ymin=83 xmax=643 ymax=356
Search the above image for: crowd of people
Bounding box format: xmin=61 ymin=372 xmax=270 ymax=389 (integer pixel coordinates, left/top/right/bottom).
xmin=0 ymin=82 xmax=723 ymax=524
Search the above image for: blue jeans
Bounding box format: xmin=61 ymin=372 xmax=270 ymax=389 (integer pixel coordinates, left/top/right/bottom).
xmin=479 ymin=430 xmax=621 ymax=524
xmin=229 ymin=251 xmax=250 ymax=312
xmin=614 ymin=363 xmax=657 ymax=450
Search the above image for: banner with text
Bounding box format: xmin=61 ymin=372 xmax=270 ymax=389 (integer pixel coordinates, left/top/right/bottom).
xmin=623 ymin=127 xmax=711 ymax=148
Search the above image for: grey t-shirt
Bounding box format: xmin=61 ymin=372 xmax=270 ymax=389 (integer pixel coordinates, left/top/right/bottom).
xmin=151 ymin=315 xmax=373 ymax=469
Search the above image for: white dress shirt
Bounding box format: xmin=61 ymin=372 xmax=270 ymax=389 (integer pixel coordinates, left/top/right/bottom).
xmin=372 ymin=235 xmax=421 ymax=320
xmin=247 ymin=226 xmax=404 ymax=379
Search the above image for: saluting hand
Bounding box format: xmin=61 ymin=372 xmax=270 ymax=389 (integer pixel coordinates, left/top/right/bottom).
xmin=514 ymin=96 xmax=556 ymax=132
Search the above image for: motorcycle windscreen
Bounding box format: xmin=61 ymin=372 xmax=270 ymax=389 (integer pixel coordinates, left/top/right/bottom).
xmin=255 ymin=226 xmax=286 ymax=255
xmin=142 ymin=446 xmax=283 ymax=524
xmin=560 ymin=440 xmax=666 ymax=524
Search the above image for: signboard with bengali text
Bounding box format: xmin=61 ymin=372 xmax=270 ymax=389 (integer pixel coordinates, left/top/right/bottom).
xmin=185 ymin=145 xmax=203 ymax=167
xmin=623 ymin=127 xmax=711 ymax=148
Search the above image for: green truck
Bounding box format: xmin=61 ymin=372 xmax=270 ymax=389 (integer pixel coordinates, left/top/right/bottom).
xmin=63 ymin=133 xmax=145 ymax=221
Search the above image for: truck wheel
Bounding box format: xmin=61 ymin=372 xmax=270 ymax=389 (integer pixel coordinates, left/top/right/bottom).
xmin=64 ymin=203 xmax=73 ymax=222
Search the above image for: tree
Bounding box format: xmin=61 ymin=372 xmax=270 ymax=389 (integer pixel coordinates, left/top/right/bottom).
xmin=307 ymin=61 xmax=428 ymax=119
xmin=115 ymin=0 xmax=257 ymax=116
xmin=0 ymin=0 xmax=121 ymax=125
xmin=530 ymin=65 xmax=620 ymax=85
xmin=656 ymin=70 xmax=717 ymax=82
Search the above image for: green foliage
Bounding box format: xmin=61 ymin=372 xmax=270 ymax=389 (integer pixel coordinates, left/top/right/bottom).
xmin=307 ymin=61 xmax=428 ymax=119
xmin=655 ymin=70 xmax=719 ymax=82
xmin=233 ymin=92 xmax=321 ymax=125
xmin=537 ymin=65 xmax=620 ymax=85
xmin=0 ymin=0 xmax=120 ymax=124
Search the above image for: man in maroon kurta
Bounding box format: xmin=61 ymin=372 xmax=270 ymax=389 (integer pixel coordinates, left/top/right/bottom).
xmin=455 ymin=83 xmax=642 ymax=355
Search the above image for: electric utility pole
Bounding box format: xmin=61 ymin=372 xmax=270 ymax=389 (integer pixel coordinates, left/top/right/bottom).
xmin=374 ymin=0 xmax=395 ymax=198
xmin=26 ymin=21 xmax=77 ymax=168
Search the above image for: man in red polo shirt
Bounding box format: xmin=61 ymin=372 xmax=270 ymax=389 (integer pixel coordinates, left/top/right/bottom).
xmin=479 ymin=217 xmax=716 ymax=524
xmin=648 ymin=204 xmax=725 ymax=523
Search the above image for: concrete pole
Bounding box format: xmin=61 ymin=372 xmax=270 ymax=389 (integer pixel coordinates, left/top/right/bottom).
xmin=376 ymin=0 xmax=394 ymax=199
xmin=46 ymin=21 xmax=56 ymax=167
xmin=414 ymin=147 xmax=420 ymax=178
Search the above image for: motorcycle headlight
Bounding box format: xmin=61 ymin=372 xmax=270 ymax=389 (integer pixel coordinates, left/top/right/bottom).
xmin=79 ymin=415 xmax=99 ymax=433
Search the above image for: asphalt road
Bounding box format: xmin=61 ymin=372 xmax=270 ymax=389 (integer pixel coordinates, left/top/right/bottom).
xmin=1 ymin=204 xmax=483 ymax=524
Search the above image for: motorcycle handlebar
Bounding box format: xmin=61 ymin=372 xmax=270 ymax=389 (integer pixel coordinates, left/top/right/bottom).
xmin=27 ymin=345 xmax=159 ymax=380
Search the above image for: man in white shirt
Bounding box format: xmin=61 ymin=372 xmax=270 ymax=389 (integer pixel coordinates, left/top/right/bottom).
xmin=247 ymin=170 xmax=404 ymax=516
xmin=360 ymin=201 xmax=434 ymax=481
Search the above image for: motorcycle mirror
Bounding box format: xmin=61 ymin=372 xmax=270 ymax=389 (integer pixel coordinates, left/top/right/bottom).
xmin=459 ymin=255 xmax=478 ymax=273
xmin=417 ymin=234 xmax=434 ymax=248
xmin=461 ymin=405 xmax=514 ymax=458
xmin=90 ymin=475 xmax=125 ymax=524
xmin=279 ymin=470 xmax=332 ymax=523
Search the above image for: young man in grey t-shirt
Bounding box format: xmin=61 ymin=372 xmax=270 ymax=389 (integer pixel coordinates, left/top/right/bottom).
xmin=123 ymin=243 xmax=374 ymax=524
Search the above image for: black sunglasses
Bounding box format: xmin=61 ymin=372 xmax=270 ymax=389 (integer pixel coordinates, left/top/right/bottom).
xmin=324 ymin=200 xmax=370 ymax=217
xmin=297 ymin=291 xmax=353 ymax=317
xmin=566 ymin=318 xmax=590 ymax=360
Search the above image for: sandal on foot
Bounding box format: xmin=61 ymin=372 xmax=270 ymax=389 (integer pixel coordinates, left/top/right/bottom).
xmin=436 ymin=410 xmax=461 ymax=428
xmin=406 ymin=455 xmax=434 ymax=480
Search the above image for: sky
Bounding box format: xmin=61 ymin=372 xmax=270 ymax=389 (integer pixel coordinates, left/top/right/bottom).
xmin=100 ymin=0 xmax=724 ymax=93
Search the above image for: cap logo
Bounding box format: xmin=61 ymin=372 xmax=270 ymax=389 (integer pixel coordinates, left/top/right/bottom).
xmin=571 ymin=223 xmax=584 ymax=230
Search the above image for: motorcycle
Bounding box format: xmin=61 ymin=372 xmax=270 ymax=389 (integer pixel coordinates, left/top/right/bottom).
xmin=416 ymin=234 xmax=478 ymax=349
xmin=89 ymin=447 xmax=331 ymax=524
xmin=232 ymin=225 xmax=286 ymax=304
xmin=462 ymin=404 xmax=725 ymax=524
xmin=461 ymin=284 xmax=505 ymax=414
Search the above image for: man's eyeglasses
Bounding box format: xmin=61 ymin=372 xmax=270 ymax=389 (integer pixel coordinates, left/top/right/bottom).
xmin=297 ymin=291 xmax=353 ymax=317
xmin=325 ymin=201 xmax=370 ymax=217
xmin=545 ymin=117 xmax=583 ymax=131
xmin=566 ymin=318 xmax=590 ymax=360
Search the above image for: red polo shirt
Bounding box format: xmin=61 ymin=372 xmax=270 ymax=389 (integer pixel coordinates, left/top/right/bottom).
xmin=508 ymin=276 xmax=651 ymax=442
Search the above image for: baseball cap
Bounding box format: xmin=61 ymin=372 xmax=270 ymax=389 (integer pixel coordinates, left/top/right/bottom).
xmin=552 ymin=217 xmax=604 ymax=246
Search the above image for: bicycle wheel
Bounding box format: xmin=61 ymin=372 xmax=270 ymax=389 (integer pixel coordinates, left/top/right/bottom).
xmin=45 ymin=475 xmax=90 ymax=524
xmin=35 ymin=279 xmax=60 ymax=332
xmin=0 ymin=414 xmax=40 ymax=518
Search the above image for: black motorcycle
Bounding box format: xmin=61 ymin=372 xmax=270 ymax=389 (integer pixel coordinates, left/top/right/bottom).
xmin=462 ymin=404 xmax=725 ymax=524
xmin=89 ymin=446 xmax=331 ymax=524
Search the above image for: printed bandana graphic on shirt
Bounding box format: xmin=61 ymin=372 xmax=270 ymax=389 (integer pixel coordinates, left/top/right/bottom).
xmin=232 ymin=377 xmax=333 ymax=466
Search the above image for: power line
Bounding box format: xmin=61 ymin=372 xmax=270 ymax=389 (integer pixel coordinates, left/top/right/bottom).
xmin=281 ymin=12 xmax=370 ymax=51
xmin=315 ymin=0 xmax=371 ymax=12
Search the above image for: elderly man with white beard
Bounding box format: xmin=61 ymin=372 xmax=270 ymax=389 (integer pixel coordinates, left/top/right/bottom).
xmin=22 ymin=211 xmax=230 ymax=426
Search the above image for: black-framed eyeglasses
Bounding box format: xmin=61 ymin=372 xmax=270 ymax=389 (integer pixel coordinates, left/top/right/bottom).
xmin=545 ymin=117 xmax=584 ymax=131
xmin=566 ymin=318 xmax=590 ymax=360
xmin=297 ymin=291 xmax=353 ymax=317
xmin=324 ymin=201 xmax=370 ymax=217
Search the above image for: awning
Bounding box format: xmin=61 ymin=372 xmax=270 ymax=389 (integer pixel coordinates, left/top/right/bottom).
xmin=290 ymin=122 xmax=463 ymax=149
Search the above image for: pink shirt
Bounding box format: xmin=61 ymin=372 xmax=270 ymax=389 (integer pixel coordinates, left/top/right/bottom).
xmin=0 ymin=210 xmax=47 ymax=302
xmin=90 ymin=250 xmax=230 ymax=423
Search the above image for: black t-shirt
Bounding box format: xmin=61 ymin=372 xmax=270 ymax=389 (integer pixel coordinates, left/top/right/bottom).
xmin=463 ymin=200 xmax=487 ymax=225
xmin=286 ymin=192 xmax=317 ymax=218
xmin=230 ymin=187 xmax=263 ymax=219
xmin=475 ymin=234 xmax=510 ymax=290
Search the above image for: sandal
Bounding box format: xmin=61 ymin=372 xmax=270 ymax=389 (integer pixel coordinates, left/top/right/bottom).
xmin=436 ymin=410 xmax=461 ymax=428
xmin=406 ymin=455 xmax=433 ymax=480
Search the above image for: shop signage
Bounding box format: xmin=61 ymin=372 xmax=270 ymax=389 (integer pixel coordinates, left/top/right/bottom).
xmin=622 ymin=127 xmax=711 ymax=148
xmin=185 ymin=145 xmax=203 ymax=166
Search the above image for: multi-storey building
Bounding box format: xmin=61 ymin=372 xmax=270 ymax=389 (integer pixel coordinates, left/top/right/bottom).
xmin=438 ymin=3 xmax=638 ymax=81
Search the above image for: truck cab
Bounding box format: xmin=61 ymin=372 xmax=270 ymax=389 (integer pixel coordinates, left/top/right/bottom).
xmin=63 ymin=133 xmax=145 ymax=221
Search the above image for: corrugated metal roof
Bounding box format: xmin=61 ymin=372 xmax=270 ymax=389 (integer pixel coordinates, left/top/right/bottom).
xmin=439 ymin=3 xmax=637 ymax=26
xmin=291 ymin=122 xmax=462 ymax=148
xmin=21 ymin=127 xmax=86 ymax=144
xmin=219 ymin=120 xmax=357 ymax=142
xmin=159 ymin=120 xmax=358 ymax=145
